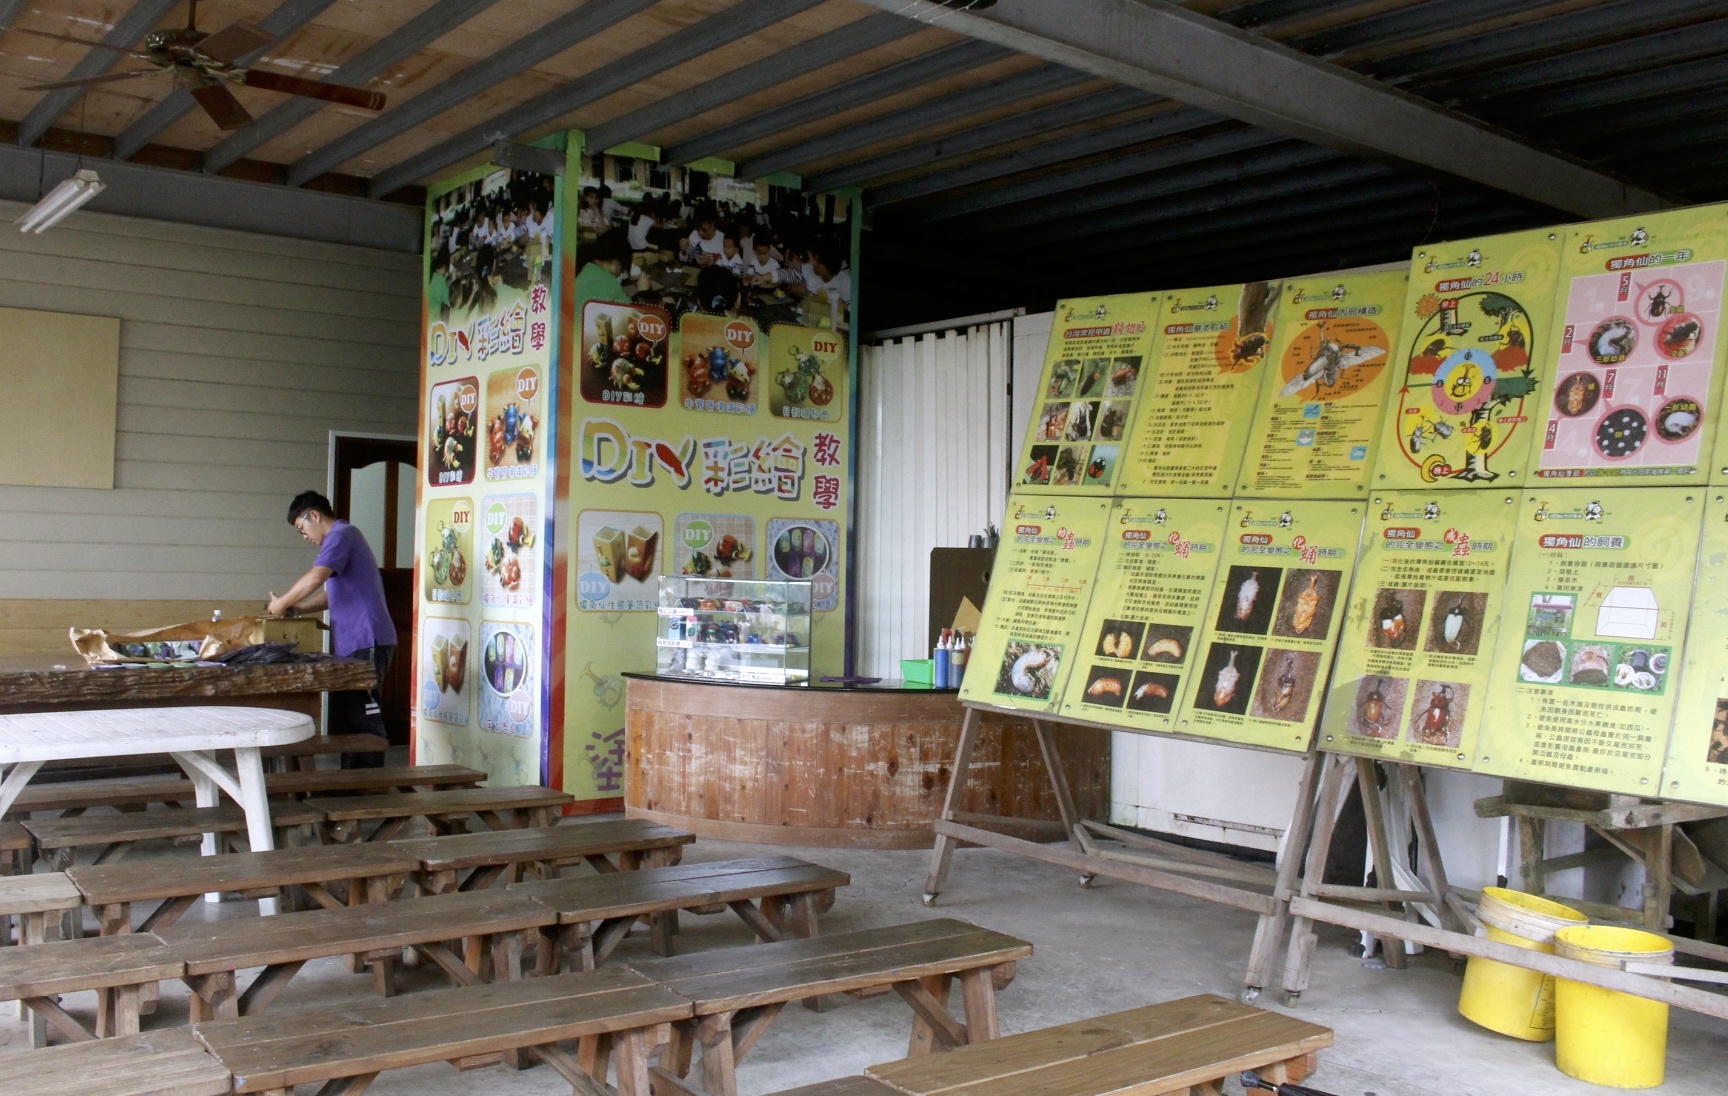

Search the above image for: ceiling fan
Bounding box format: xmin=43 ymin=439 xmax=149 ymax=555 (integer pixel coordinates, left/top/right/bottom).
xmin=18 ymin=0 xmax=386 ymax=130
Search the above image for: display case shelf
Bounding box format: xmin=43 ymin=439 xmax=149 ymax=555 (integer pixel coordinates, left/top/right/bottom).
xmin=656 ymin=576 xmax=813 ymax=686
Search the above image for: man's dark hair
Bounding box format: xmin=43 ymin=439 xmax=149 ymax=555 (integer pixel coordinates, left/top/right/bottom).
xmin=590 ymin=227 xmax=633 ymax=268
xmin=287 ymin=491 xmax=335 ymax=525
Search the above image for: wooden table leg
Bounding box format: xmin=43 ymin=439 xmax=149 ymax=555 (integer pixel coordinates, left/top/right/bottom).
xmin=904 ymin=974 xmax=955 ymax=1056
xmin=695 ymin=1012 xmax=737 ymax=1096
xmin=923 ymin=707 xmax=981 ymax=906
xmin=494 ymin=931 xmax=528 ymax=1070
xmin=615 ymin=1028 xmax=653 ymax=1096
xmin=958 ymin=967 xmax=999 ymax=1042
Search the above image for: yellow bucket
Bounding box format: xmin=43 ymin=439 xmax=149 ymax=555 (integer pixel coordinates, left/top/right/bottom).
xmin=1457 ymin=887 xmax=1586 ymax=1041
xmin=1552 ymin=925 xmax=1672 ymax=1088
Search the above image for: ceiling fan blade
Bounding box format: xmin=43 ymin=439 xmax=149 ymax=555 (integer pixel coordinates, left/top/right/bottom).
xmin=242 ymin=69 xmax=385 ymax=111
xmin=14 ymin=27 xmax=160 ymax=61
xmin=191 ymin=82 xmax=254 ymax=130
xmin=22 ymin=70 xmax=161 ymax=91
xmin=196 ymin=21 xmax=275 ymax=65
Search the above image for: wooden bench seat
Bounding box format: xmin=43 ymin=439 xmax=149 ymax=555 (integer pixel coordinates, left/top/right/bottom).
xmin=864 ymin=995 xmax=1334 ymax=1096
xmin=155 ymin=887 xmax=559 ymax=1020
xmin=393 ymin=817 xmax=695 ymax=893
xmin=511 ymin=855 xmax=850 ymax=968
xmin=632 ymin=918 xmax=1031 ymax=1096
xmin=308 ymin=785 xmax=574 ymax=843
xmin=769 ymin=1081 xmax=897 ymax=1096
xmin=0 ymin=819 xmax=31 ymax=873
xmin=194 ymin=965 xmax=692 ymax=1096
xmin=0 ymin=932 xmax=182 ymax=1044
xmin=4 ymin=765 xmax=485 ymax=817
xmin=0 ymin=1029 xmax=231 ymax=1096
xmin=25 ymin=802 xmax=326 ymax=869
xmin=68 ymin=842 xmax=419 ymax=934
xmin=264 ymin=764 xmax=486 ymax=799
xmin=0 ymin=870 xmax=83 ymax=947
xmin=261 ymin=733 xmax=388 ymax=771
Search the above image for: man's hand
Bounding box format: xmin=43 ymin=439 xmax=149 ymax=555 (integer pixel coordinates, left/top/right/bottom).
xmin=267 ymin=593 xmax=294 ymax=618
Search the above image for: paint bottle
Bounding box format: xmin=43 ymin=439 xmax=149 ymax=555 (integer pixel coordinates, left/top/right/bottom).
xmin=933 ymin=629 xmax=952 ymax=689
xmin=950 ymin=630 xmax=968 ymax=685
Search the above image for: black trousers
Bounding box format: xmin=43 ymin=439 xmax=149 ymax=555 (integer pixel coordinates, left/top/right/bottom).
xmin=332 ymin=645 xmax=394 ymax=769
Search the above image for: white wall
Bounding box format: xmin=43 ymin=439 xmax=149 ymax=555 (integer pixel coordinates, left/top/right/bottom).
xmin=0 ymin=199 xmax=421 ymax=601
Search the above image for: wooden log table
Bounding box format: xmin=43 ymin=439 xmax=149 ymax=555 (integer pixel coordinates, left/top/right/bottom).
xmin=0 ymin=655 xmax=374 ymax=718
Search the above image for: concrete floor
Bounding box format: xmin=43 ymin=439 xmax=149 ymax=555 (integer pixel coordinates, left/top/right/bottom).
xmin=2 ymin=824 xmax=1719 ymax=1094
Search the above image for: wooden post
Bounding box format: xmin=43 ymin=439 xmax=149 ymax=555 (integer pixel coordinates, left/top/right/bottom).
xmin=1280 ymin=753 xmax=1352 ymax=1003
xmin=1355 ymin=759 xmax=1408 ymax=970
xmin=1245 ymin=746 xmax=1323 ymax=998
xmin=923 ymin=707 xmax=982 ymax=905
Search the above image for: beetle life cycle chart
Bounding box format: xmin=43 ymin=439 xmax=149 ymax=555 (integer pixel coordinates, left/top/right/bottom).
xmin=1321 ymin=490 xmax=1519 ymax=769
xmin=1119 ymin=283 xmax=1278 ymax=498
xmin=1532 ymin=208 xmax=1728 ymax=485
xmin=1176 ymin=499 xmax=1365 ymax=752
xmin=961 ymin=496 xmax=1110 ymax=714
xmin=1018 ymin=294 xmax=1160 ymax=495
xmin=1060 ymin=499 xmax=1230 ymax=734
xmin=1477 ymin=488 xmax=1704 ymax=795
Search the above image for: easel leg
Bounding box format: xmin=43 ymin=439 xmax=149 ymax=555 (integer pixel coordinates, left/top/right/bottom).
xmin=922 ymin=707 xmax=982 ymax=907
xmin=1398 ymin=764 xmax=1459 ymax=933
xmin=1032 ymin=719 xmax=1095 ymax=886
xmin=1245 ymin=747 xmax=1323 ymax=1000
xmin=1356 ymin=759 xmax=1407 ymax=970
xmin=1518 ymin=816 xmax=1546 ymax=896
xmin=1646 ymin=823 xmax=1672 ymax=933
xmin=1281 ymin=754 xmax=1353 ymax=1004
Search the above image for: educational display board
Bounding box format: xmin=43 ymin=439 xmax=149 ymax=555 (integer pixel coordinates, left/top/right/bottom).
xmin=1529 ymin=207 xmax=1728 ymax=485
xmin=1321 ymin=490 xmax=1520 ymax=768
xmin=1120 ymin=284 xmax=1277 ymax=497
xmin=1238 ymin=271 xmax=1408 ymax=499
xmin=1376 ymin=230 xmax=1562 ymax=491
xmin=1018 ymin=294 xmax=1159 ymax=494
xmin=1476 ymin=488 xmax=1704 ymax=795
xmin=1175 ymin=500 xmax=1365 ymax=752
xmin=1663 ymin=492 xmax=1728 ymax=806
xmin=962 ymin=496 xmax=1110 ymax=713
xmin=1059 ymin=498 xmax=1230 ymax=733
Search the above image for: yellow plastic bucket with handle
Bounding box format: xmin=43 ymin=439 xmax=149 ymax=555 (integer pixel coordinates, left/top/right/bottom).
xmin=1457 ymin=887 xmax=1587 ymax=1041
xmin=1552 ymin=925 xmax=1673 ymax=1088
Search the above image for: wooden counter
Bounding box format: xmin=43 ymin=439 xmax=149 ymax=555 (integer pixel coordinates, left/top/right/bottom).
xmin=624 ymin=674 xmax=1110 ymax=849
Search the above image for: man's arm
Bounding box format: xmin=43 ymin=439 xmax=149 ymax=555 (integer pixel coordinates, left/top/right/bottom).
xmin=269 ymin=566 xmax=333 ymax=617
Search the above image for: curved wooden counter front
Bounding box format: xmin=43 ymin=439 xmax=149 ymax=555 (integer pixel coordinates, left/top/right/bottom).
xmin=624 ymin=676 xmax=1110 ymax=849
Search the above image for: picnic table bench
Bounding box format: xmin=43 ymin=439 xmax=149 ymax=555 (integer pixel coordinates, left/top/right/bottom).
xmin=0 ymin=820 xmax=31 ymax=874
xmin=3 ymin=764 xmax=484 ymax=816
xmin=25 ymin=802 xmax=326 ymax=869
xmin=194 ymin=965 xmax=689 ymax=1095
xmin=0 ymin=932 xmax=182 ymax=1044
xmin=308 ymin=784 xmax=574 ymax=842
xmin=0 ymin=1029 xmax=231 ymax=1096
xmin=0 ymin=869 xmax=82 ymax=946
xmin=633 ymin=917 xmax=1031 ymax=1096
xmin=393 ymin=817 xmax=694 ymax=893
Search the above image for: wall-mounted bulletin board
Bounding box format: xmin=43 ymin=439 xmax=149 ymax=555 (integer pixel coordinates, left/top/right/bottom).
xmin=0 ymin=306 xmax=120 ymax=490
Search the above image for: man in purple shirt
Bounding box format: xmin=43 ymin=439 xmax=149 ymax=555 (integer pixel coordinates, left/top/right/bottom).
xmin=269 ymin=491 xmax=397 ymax=768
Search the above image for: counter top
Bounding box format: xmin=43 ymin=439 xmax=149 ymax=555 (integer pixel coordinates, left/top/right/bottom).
xmin=0 ymin=655 xmax=377 ymax=709
xmin=623 ymin=672 xmax=957 ymax=695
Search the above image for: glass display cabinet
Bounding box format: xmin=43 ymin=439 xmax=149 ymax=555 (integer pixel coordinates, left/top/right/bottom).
xmin=656 ymin=576 xmax=813 ymax=685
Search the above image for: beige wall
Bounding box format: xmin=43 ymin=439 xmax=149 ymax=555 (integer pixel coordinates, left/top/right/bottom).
xmin=0 ymin=199 xmax=421 ymax=654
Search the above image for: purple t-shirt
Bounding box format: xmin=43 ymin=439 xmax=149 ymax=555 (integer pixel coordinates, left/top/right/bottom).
xmin=314 ymin=521 xmax=397 ymax=657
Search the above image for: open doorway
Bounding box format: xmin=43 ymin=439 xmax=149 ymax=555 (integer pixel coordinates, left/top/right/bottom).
xmin=330 ymin=433 xmax=417 ymax=745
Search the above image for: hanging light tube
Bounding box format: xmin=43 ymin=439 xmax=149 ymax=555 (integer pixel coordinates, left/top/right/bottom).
xmin=16 ymin=169 xmax=106 ymax=234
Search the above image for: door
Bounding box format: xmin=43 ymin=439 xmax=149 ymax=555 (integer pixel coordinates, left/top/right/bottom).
xmin=333 ymin=435 xmax=417 ymax=745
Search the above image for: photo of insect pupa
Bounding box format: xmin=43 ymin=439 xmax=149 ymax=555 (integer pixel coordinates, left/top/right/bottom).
xmin=1215 ymin=566 xmax=1280 ymax=636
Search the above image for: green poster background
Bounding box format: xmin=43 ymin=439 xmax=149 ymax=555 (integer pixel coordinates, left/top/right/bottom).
xmin=1320 ymin=490 xmax=1519 ymax=768
xmin=961 ymin=494 xmax=1110 ymax=714
xmin=1663 ymin=491 xmax=1728 ymax=806
xmin=1175 ymin=499 xmax=1366 ymax=752
xmin=1238 ymin=271 xmax=1408 ymax=499
xmin=1476 ymin=488 xmax=1704 ymax=795
xmin=1375 ymin=230 xmax=1563 ymax=491
xmin=1057 ymin=498 xmax=1230 ymax=734
xmin=1119 ymin=283 xmax=1279 ymax=497
xmin=1016 ymin=294 xmax=1160 ymax=495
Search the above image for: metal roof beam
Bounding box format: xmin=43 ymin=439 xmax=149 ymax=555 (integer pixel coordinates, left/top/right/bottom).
xmin=366 ymin=0 xmax=822 ymax=198
xmin=735 ymin=64 xmax=1091 ymax=180
xmin=112 ymin=0 xmax=340 ymax=161
xmin=17 ymin=0 xmax=182 ymax=147
xmin=0 ymin=0 xmax=28 ymax=36
xmin=581 ymin=13 xmax=916 ymax=154
xmin=660 ymin=39 xmax=1009 ymax=167
xmin=288 ymin=0 xmax=683 ymax=187
xmin=851 ymin=0 xmax=1669 ymax=217
xmin=810 ymin=86 xmax=1164 ymax=196
xmin=1489 ymin=55 xmax=1728 ymax=127
xmin=202 ymin=0 xmax=505 ymax=174
xmin=1284 ymin=0 xmax=1556 ymax=61
xmin=858 ymin=101 xmax=1201 ymax=205
xmin=1416 ymin=15 xmax=1728 ymax=102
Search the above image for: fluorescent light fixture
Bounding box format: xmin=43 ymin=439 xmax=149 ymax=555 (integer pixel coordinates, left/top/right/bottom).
xmin=17 ymin=169 xmax=106 ymax=234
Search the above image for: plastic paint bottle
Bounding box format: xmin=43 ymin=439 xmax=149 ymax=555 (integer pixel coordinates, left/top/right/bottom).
xmin=950 ymin=630 xmax=969 ymax=684
xmin=933 ymin=629 xmax=952 ymax=689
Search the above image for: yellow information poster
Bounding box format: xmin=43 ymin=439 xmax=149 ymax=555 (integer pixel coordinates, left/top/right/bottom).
xmin=1662 ymin=492 xmax=1728 ymax=806
xmin=1119 ymin=283 xmax=1278 ymax=497
xmin=1058 ymin=498 xmax=1230 ymax=733
xmin=1017 ymin=294 xmax=1160 ymax=494
xmin=1175 ymin=499 xmax=1365 ymax=751
xmin=1375 ymin=230 xmax=1563 ymax=491
xmin=1477 ymin=488 xmax=1704 ymax=795
xmin=1530 ymin=206 xmax=1728 ymax=485
xmin=1238 ymin=271 xmax=1408 ymax=499
xmin=961 ymin=494 xmax=1110 ymax=714
xmin=1320 ymin=490 xmax=1519 ymax=768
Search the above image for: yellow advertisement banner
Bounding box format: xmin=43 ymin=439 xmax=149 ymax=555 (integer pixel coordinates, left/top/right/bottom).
xmin=1238 ymin=270 xmax=1408 ymax=499
xmin=1175 ymin=499 xmax=1366 ymax=752
xmin=1532 ymin=205 xmax=1728 ymax=485
xmin=961 ymin=494 xmax=1110 ymax=714
xmin=1120 ymin=283 xmax=1279 ymax=497
xmin=1017 ymin=294 xmax=1159 ymax=495
xmin=1057 ymin=498 xmax=1231 ymax=734
xmin=1321 ymin=490 xmax=1519 ymax=768
xmin=1662 ymin=491 xmax=1728 ymax=806
xmin=1375 ymin=229 xmax=1563 ymax=491
xmin=1477 ymin=488 xmax=1704 ymax=794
